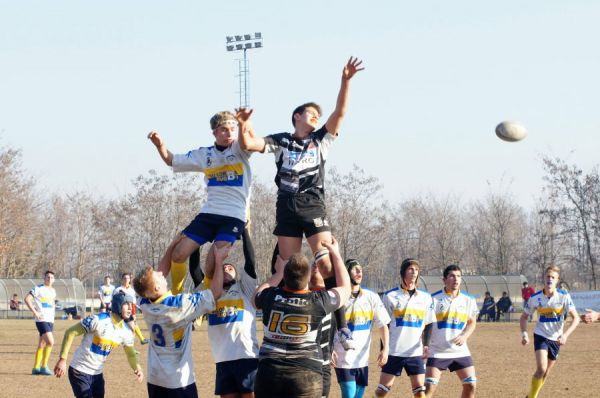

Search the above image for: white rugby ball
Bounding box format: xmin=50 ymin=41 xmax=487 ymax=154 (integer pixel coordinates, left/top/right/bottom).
xmin=495 ymin=121 xmax=528 ymax=142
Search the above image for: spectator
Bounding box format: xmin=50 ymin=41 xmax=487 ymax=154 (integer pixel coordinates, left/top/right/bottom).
xmin=496 ymin=292 xmax=513 ymax=321
xmin=522 ymin=281 xmax=535 ymax=321
xmin=477 ymin=292 xmax=495 ymax=322
xmin=9 ymin=293 xmax=20 ymax=310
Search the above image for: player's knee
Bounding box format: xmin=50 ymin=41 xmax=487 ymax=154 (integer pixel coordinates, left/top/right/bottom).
xmin=462 ymin=376 xmax=477 ymax=390
xmin=412 ymin=385 xmax=426 ymax=397
xmin=425 ymin=377 xmax=439 ymax=386
xmin=171 ymin=245 xmax=188 ymax=263
xmin=375 ymin=384 xmax=391 ymax=397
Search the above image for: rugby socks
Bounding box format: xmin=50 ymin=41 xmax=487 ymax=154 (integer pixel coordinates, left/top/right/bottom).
xmin=189 ymin=248 xmax=205 ymax=288
xmin=33 ymin=348 xmax=43 ymax=369
xmin=170 ymin=260 xmax=187 ymax=295
xmin=41 ymin=346 xmax=52 ymax=367
xmin=528 ymin=376 xmax=545 ymax=398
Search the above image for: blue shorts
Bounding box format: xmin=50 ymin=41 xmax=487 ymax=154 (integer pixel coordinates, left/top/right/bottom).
xmin=382 ymin=355 xmax=425 ymax=376
xmin=183 ymin=213 xmax=244 ymax=245
xmin=68 ymin=366 xmax=104 ymax=398
xmin=534 ymin=333 xmax=560 ymax=360
xmin=426 ymin=356 xmax=474 ymax=372
xmin=215 ymin=358 xmax=258 ymax=395
xmin=335 ymin=367 xmax=369 ymax=386
xmin=35 ymin=321 xmax=54 ymax=336
xmin=147 ymin=382 xmax=198 ymax=398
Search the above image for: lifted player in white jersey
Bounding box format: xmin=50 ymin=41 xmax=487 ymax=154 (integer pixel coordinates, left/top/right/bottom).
xmin=333 ymin=259 xmax=390 ymax=398
xmin=425 ymin=265 xmax=478 ymax=398
xmin=133 ymin=244 xmax=227 ymax=398
xmin=520 ymin=266 xmax=579 ymax=398
xmin=25 ymin=270 xmax=57 ymax=376
xmin=148 ymin=110 xmax=252 ymax=295
xmin=53 ymin=293 xmax=143 ymax=398
xmin=375 ymin=259 xmax=434 ymax=398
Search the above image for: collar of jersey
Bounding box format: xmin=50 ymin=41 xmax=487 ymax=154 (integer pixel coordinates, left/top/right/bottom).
xmin=282 ymin=287 xmax=311 ymax=294
xmin=110 ymin=313 xmax=125 ymax=327
xmin=152 ymin=290 xmax=174 ymax=304
xmin=443 ymin=288 xmax=460 ymax=298
xmin=400 ymin=285 xmax=418 ymax=295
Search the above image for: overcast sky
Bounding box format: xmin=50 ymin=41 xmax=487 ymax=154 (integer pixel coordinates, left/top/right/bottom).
xmin=2 ymin=1 xmax=599 ymax=208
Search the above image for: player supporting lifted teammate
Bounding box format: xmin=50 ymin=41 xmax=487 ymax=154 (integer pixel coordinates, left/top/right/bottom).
xmin=332 ymin=259 xmax=390 ymax=398
xmin=203 ymin=226 xmax=259 ymax=398
xmin=520 ymin=266 xmax=580 ymax=398
xmin=25 ymin=270 xmax=57 ymax=376
xmin=53 ymin=293 xmax=143 ymax=398
xmin=148 ymin=110 xmax=252 ymax=295
xmin=425 ymin=265 xmax=478 ymax=398
xmin=113 ymin=272 xmax=148 ymax=344
xmin=253 ymin=237 xmax=351 ymax=398
xmin=375 ymin=259 xmax=433 ymax=398
xmin=98 ymin=275 xmax=115 ymax=313
xmin=133 ymin=244 xmax=227 ymax=398
xmin=237 ymin=57 xmax=364 ymax=347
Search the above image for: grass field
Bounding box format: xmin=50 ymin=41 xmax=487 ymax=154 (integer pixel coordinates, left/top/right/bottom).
xmin=0 ymin=319 xmax=598 ymax=397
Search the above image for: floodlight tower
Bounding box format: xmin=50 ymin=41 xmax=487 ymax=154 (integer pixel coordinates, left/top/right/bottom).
xmin=225 ymin=32 xmax=263 ymax=108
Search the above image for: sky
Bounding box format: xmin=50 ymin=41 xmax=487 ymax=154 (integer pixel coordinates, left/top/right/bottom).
xmin=1 ymin=1 xmax=599 ymax=209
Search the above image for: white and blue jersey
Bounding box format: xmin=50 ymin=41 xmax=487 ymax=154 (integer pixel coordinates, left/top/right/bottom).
xmin=138 ymin=289 xmax=215 ymax=389
xmin=70 ymin=313 xmax=135 ymax=375
xmin=207 ymin=270 xmax=259 ymax=363
xmin=29 ymin=284 xmax=56 ymax=323
xmin=333 ymin=288 xmax=390 ymax=368
xmin=429 ymin=290 xmax=478 ymax=359
xmin=172 ymin=140 xmax=252 ymax=222
xmin=383 ymin=287 xmax=434 ymax=357
xmin=525 ymin=289 xmax=575 ymax=340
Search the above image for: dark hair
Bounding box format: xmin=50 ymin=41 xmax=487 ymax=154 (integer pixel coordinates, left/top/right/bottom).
xmin=122 ymin=272 xmax=131 ymax=279
xmin=283 ymin=253 xmax=310 ymax=290
xmin=443 ymin=264 xmax=462 ymax=279
xmin=400 ymin=258 xmax=420 ymax=280
xmin=44 ymin=270 xmax=55 ymax=277
xmin=291 ymin=102 xmax=322 ymax=127
xmin=523 ymin=281 xmax=528 ymax=286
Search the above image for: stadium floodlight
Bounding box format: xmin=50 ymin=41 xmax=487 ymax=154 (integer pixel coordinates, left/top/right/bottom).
xmin=224 ymin=32 xmax=264 ymax=108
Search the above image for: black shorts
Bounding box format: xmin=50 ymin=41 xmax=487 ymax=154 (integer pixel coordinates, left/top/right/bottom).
xmin=147 ymin=382 xmax=198 ymax=398
xmin=426 ymin=356 xmax=474 ymax=372
xmin=69 ymin=367 xmax=104 ymax=398
xmin=534 ymin=334 xmax=560 ymax=360
xmin=215 ymin=358 xmax=258 ymax=395
xmin=35 ymin=321 xmax=54 ymax=336
xmin=254 ymin=360 xmax=322 ymax=398
xmin=382 ymin=355 xmax=425 ymax=376
xmin=335 ymin=366 xmax=369 ymax=387
xmin=274 ymin=193 xmax=331 ymax=238
xmin=183 ymin=213 xmax=244 ymax=245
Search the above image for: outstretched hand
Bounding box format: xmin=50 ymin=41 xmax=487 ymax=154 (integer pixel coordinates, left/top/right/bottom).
xmin=342 ymin=57 xmax=364 ymax=80
xmin=321 ymin=236 xmax=340 ymax=255
xmin=214 ymin=244 xmax=232 ymax=263
xmin=147 ymin=131 xmax=163 ymax=148
xmin=235 ymin=107 xmax=253 ymax=123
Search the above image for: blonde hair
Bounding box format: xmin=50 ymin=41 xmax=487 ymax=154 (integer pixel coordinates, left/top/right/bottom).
xmin=545 ymin=265 xmax=560 ymax=276
xmin=133 ymin=266 xmax=157 ymax=299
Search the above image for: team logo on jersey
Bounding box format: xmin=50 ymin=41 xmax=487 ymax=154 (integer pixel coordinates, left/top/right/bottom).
xmin=233 ymin=226 xmax=239 ymax=233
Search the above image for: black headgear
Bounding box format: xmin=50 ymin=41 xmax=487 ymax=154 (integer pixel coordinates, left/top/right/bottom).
xmin=111 ymin=292 xmax=134 ymax=319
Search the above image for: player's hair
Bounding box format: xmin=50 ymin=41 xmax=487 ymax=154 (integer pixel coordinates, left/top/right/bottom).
xmin=104 ymin=275 xmax=111 ymax=280
xmin=44 ymin=270 xmax=55 ymax=277
xmin=121 ymin=272 xmax=131 ymax=279
xmin=133 ymin=266 xmax=156 ymax=299
xmin=210 ymin=111 xmax=236 ymax=130
xmin=443 ymin=264 xmax=462 ymax=279
xmin=400 ymin=258 xmax=420 ymax=283
xmin=291 ymin=102 xmax=322 ymax=127
xmin=283 ymin=253 xmax=310 ymax=290
xmin=545 ymin=265 xmax=560 ymax=276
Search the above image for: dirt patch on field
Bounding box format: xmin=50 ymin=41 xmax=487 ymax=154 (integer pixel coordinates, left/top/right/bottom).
xmin=0 ymin=319 xmax=598 ymax=397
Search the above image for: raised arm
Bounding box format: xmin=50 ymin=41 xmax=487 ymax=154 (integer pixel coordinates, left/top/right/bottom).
xmin=324 ymin=57 xmax=364 ymax=136
xmin=321 ymin=237 xmax=351 ymax=309
xmin=236 ymin=107 xmax=266 ymax=152
xmin=147 ymin=131 xmax=174 ymax=166
xmin=254 ymin=255 xmax=286 ymax=307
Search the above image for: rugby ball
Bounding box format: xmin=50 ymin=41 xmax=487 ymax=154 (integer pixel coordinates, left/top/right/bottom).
xmin=495 ymin=121 xmax=528 ymax=142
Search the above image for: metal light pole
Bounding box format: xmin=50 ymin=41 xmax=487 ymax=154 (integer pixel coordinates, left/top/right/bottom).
xmin=225 ymin=32 xmax=263 ymax=108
